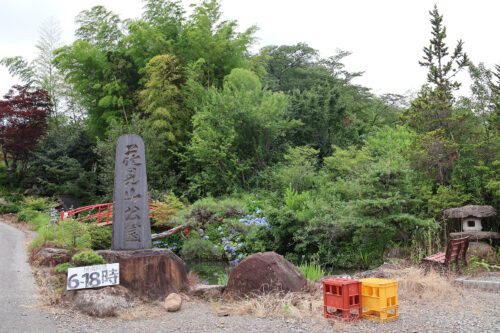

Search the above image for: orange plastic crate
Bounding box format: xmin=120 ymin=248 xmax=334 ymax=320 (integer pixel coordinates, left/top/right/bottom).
xmin=323 ymin=278 xmax=362 ymax=322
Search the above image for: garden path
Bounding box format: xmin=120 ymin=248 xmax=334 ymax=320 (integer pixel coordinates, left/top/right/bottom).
xmin=0 ymin=222 xmax=57 ymax=333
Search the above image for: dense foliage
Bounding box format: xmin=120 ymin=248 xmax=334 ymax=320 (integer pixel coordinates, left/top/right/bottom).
xmin=1 ymin=2 xmax=498 ymax=269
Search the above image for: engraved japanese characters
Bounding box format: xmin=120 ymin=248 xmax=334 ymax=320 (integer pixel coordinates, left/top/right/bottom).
xmin=111 ymin=134 xmax=152 ymax=250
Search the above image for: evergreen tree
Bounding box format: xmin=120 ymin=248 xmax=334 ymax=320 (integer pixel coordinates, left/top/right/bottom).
xmin=404 ymin=5 xmax=471 ymax=185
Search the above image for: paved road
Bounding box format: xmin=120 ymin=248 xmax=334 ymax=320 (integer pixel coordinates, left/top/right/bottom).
xmin=0 ymin=222 xmax=57 ymax=333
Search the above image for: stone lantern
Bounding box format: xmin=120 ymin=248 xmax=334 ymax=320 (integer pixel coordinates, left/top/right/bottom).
xmin=443 ymin=205 xmax=498 ymax=240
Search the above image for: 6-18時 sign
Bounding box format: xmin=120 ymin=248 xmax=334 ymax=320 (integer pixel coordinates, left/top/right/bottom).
xmin=67 ymin=263 xmax=120 ymax=290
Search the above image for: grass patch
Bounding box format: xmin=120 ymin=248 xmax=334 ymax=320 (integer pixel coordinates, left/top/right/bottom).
xmin=29 ymin=224 xmax=57 ymax=250
xmin=17 ymin=208 xmax=40 ymax=223
xmin=297 ymin=262 xmax=325 ymax=282
xmin=219 ymin=291 xmax=324 ymax=319
xmin=388 ymin=266 xmax=459 ymax=300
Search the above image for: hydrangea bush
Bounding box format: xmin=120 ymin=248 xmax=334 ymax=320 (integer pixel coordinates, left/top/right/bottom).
xmin=150 ymin=199 xmax=272 ymax=283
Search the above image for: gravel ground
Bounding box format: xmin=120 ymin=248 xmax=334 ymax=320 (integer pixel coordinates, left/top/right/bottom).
xmin=3 ymin=217 xmax=499 ymax=333
xmin=45 ymin=288 xmax=499 ymax=333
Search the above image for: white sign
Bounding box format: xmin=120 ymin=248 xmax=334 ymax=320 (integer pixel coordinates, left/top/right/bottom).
xmin=67 ymin=263 xmax=120 ymax=290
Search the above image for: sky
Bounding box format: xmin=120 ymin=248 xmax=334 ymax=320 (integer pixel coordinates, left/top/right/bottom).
xmin=0 ymin=0 xmax=499 ymax=98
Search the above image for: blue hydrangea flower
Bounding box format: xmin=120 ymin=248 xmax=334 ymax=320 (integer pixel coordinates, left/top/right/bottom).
xmin=204 ymin=235 xmax=210 ymax=239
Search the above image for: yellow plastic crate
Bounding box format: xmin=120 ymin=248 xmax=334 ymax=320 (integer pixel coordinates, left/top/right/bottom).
xmin=360 ymin=278 xmax=399 ymax=322
xmin=362 ymin=308 xmax=399 ymax=323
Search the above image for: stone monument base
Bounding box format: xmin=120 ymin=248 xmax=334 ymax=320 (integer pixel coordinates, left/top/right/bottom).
xmin=97 ymin=248 xmax=188 ymax=299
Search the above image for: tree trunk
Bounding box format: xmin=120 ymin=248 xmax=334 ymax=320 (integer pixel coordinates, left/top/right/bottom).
xmin=151 ymin=225 xmax=186 ymax=240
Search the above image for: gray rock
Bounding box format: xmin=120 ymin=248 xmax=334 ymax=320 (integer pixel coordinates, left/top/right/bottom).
xmin=467 ymin=241 xmax=496 ymax=261
xmin=164 ymin=293 xmax=182 ymax=312
xmin=189 ymin=284 xmax=225 ymax=298
xmin=30 ymin=247 xmax=72 ymax=267
xmin=315 ymin=274 xmax=352 ymax=283
xmin=69 ymin=285 xmax=132 ymax=317
xmin=97 ymin=248 xmax=188 ymax=299
xmin=353 ymin=263 xmax=397 ymax=279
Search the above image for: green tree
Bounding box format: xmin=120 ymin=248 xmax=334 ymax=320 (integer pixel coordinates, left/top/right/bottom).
xmin=288 ymin=84 xmax=357 ymax=156
xmin=54 ymin=41 xmax=139 ymax=137
xmin=139 ymin=54 xmax=185 ymax=148
xmin=174 ymin=0 xmax=257 ymax=88
xmin=27 ymin=122 xmax=97 ymax=203
xmin=141 ymin=0 xmax=184 ymax=41
xmin=404 ymin=5 xmax=471 ymax=185
xmin=187 ymin=69 xmax=295 ymax=197
xmin=75 ymin=6 xmax=123 ymax=51
xmin=418 ymin=5 xmax=469 ymax=99
xmin=94 ymin=115 xmax=168 ymax=199
xmin=1 ymin=18 xmax=64 ymax=117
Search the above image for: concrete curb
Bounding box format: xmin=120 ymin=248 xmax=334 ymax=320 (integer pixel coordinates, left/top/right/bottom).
xmin=455 ymin=277 xmax=500 ymax=291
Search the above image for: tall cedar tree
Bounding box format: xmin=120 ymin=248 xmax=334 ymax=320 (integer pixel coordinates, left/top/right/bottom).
xmin=404 ymin=5 xmax=469 ymax=185
xmin=0 ymin=85 xmax=51 ymax=174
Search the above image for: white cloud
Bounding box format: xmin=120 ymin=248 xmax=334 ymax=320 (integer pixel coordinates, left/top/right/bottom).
xmin=0 ymin=0 xmax=499 ymax=97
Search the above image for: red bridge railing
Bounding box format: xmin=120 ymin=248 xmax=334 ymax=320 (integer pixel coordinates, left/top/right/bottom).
xmin=60 ymin=203 xmax=160 ymax=226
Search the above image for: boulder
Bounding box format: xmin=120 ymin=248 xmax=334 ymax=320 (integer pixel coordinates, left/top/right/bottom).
xmin=164 ymin=293 xmax=182 ymax=312
xmin=55 ymin=195 xmax=80 ymax=211
xmin=23 ymin=185 xmax=41 ymax=196
xmin=468 ymin=241 xmax=496 ymax=262
xmin=189 ymin=284 xmax=225 ymax=298
xmin=353 ymin=263 xmax=398 ymax=279
xmin=316 ymin=275 xmax=352 ymax=283
xmin=69 ymin=285 xmax=132 ymax=317
xmin=97 ymin=248 xmax=188 ymax=299
xmin=225 ymin=251 xmax=306 ymax=294
xmin=30 ymin=247 xmax=72 ymax=267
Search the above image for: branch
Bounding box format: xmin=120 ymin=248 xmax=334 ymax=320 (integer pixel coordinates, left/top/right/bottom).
xmin=151 ymin=224 xmax=186 ymax=240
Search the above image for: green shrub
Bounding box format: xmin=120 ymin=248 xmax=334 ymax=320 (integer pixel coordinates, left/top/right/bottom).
xmin=17 ymin=208 xmax=40 ymax=222
xmin=297 ymin=262 xmax=325 ymax=282
xmin=187 ymin=197 xmax=247 ymax=224
xmin=29 ymin=224 xmax=57 ymax=250
xmin=72 ymin=250 xmax=106 ymax=267
xmin=151 ymin=232 xmax=184 ymax=253
xmin=0 ymin=203 xmax=20 ymax=214
xmin=88 ymin=225 xmax=112 ymax=250
xmin=5 ymin=192 xmax=23 ymax=203
xmin=55 ymin=219 xmax=91 ymax=251
xmin=55 ymin=262 xmax=73 ymax=274
xmin=27 ymin=213 xmax=51 ymax=230
xmin=21 ymin=196 xmax=57 ymax=212
xmin=217 ymin=272 xmax=229 ymax=286
xmin=180 ymin=238 xmax=222 ymax=260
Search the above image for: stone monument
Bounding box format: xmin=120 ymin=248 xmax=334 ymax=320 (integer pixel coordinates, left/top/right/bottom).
xmin=98 ymin=134 xmax=188 ymax=299
xmin=112 ymin=134 xmax=151 ymax=250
